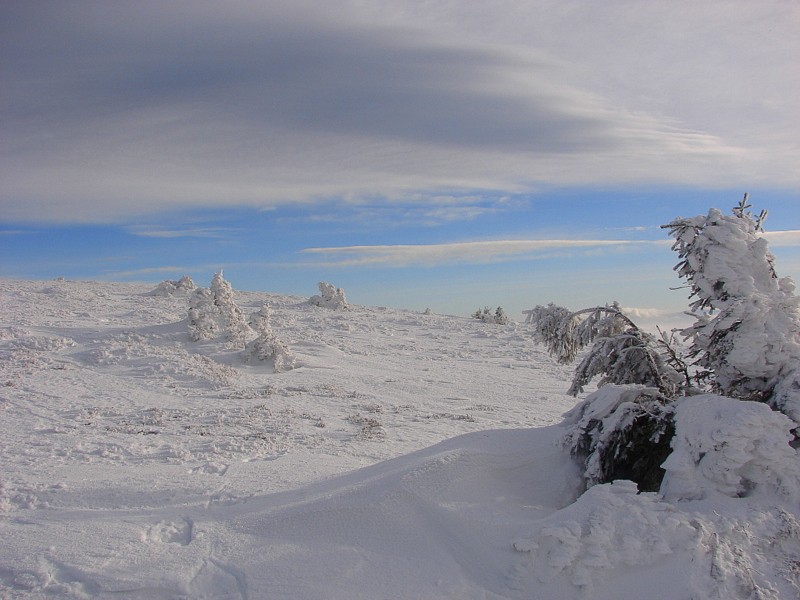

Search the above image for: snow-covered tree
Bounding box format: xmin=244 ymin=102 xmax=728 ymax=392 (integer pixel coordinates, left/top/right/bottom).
xmin=562 ymin=385 xmax=676 ymax=492
xmin=528 ymin=303 xmax=684 ymax=396
xmin=188 ymin=272 xmax=252 ymax=347
xmin=525 ymin=303 xmax=572 ymax=353
xmin=661 ymin=394 xmax=800 ymax=502
xmin=539 ymin=196 xmax=800 ymax=493
xmin=211 ymin=271 xmax=252 ymax=347
xmin=494 ymin=307 xmax=509 ymax=325
xmin=663 ymin=195 xmax=800 ymax=422
xmin=309 ymin=282 xmax=349 ymax=310
xmin=188 ymin=287 xmax=219 ymax=341
xmin=245 ymin=304 xmax=295 ymax=372
xmin=472 ymin=306 xmax=510 ymax=325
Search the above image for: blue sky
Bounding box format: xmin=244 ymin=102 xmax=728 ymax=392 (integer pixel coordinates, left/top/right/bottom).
xmin=2 ymin=1 xmax=798 ymax=318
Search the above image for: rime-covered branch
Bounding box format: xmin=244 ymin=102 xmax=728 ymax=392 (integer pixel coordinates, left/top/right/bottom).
xmin=528 ymin=303 xmax=684 ymax=396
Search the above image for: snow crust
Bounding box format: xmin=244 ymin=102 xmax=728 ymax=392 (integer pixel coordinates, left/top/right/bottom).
xmin=1 ymin=279 xmax=798 ymax=599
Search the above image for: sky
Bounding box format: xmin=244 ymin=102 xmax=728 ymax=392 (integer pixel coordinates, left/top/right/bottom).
xmin=2 ymin=0 xmax=799 ymax=319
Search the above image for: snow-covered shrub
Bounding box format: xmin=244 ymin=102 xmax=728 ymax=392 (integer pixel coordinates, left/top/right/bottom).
xmin=347 ymin=413 xmax=386 ymax=440
xmin=188 ymin=272 xmax=252 ymax=347
xmin=661 ymin=394 xmax=800 ymax=503
xmin=663 ymin=195 xmax=800 ymax=422
xmin=245 ymin=304 xmax=296 ymax=372
xmin=309 ymin=282 xmax=349 ymax=310
xmin=472 ymin=306 xmax=509 ymax=325
xmin=148 ymin=275 xmax=196 ymax=297
xmin=562 ymin=385 xmax=676 ymax=492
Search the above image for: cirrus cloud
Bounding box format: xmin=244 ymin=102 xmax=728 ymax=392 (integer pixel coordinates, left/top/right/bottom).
xmin=301 ymin=238 xmax=666 ymax=267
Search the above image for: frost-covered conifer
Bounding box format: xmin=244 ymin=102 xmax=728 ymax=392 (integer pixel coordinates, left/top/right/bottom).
xmin=538 ymin=196 xmax=799 ymax=494
xmin=245 ymin=304 xmax=295 ymax=372
xmin=472 ymin=306 xmax=510 ymax=324
xmin=562 ymin=385 xmax=676 ymax=492
xmin=528 ymin=303 xmax=683 ymax=396
xmin=530 ymin=304 xmax=686 ymax=491
xmin=309 ymin=282 xmax=349 ymax=310
xmin=526 ymin=303 xmax=572 ymax=353
xmin=209 ymin=272 xmax=251 ymax=346
xmin=188 ymin=287 xmax=218 ymax=341
xmin=188 ymin=272 xmax=252 ymax=347
xmin=663 ymin=196 xmax=800 ymax=421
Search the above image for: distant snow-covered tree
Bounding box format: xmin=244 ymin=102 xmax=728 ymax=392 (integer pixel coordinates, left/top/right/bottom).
xmin=472 ymin=306 xmax=510 ymax=325
xmin=188 ymin=272 xmax=253 ymax=347
xmin=309 ymin=282 xmax=349 ymax=310
xmin=188 ymin=287 xmax=219 ymax=341
xmin=210 ymin=272 xmax=251 ymax=345
xmin=663 ymin=195 xmax=800 ymax=422
xmin=245 ymin=304 xmax=295 ymax=372
xmin=525 ymin=303 xmax=572 ymax=352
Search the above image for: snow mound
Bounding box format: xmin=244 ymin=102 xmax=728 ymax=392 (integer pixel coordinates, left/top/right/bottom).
xmin=662 ymin=394 xmax=800 ymax=503
xmin=511 ymin=394 xmax=800 ymax=600
xmin=147 ymin=275 xmax=196 ymax=296
xmin=512 ymin=481 xmax=697 ymax=595
xmin=512 ymin=479 xmax=800 ymax=600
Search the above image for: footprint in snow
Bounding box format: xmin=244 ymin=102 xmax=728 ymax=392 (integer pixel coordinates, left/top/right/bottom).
xmin=145 ymin=518 xmax=193 ymax=545
xmin=190 ymin=461 xmax=229 ymax=476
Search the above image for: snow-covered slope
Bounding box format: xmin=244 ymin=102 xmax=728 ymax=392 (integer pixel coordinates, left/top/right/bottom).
xmin=1 ymin=279 xmax=797 ymax=599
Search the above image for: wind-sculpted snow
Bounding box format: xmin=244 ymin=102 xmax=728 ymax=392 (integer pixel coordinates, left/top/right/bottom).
xmin=512 ymin=478 xmax=800 ymax=600
xmin=1 ymin=279 xmax=798 ymax=599
xmin=662 ymin=395 xmax=800 ymax=503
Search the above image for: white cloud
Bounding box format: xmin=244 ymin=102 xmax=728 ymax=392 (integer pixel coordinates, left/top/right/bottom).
xmin=761 ymin=230 xmax=800 ymax=247
xmin=100 ymin=266 xmax=192 ymax=279
xmin=302 ymin=238 xmax=663 ymax=267
xmin=126 ymin=226 xmax=236 ymax=239
xmin=620 ymin=307 xmax=679 ymax=320
xmin=619 ymin=307 xmax=695 ymax=333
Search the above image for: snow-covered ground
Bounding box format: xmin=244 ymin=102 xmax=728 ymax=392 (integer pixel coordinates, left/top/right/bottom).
xmin=1 ymin=278 xmax=798 ymax=599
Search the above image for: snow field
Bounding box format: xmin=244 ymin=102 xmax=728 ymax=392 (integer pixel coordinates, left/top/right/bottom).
xmin=1 ymin=278 xmax=798 ymax=599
